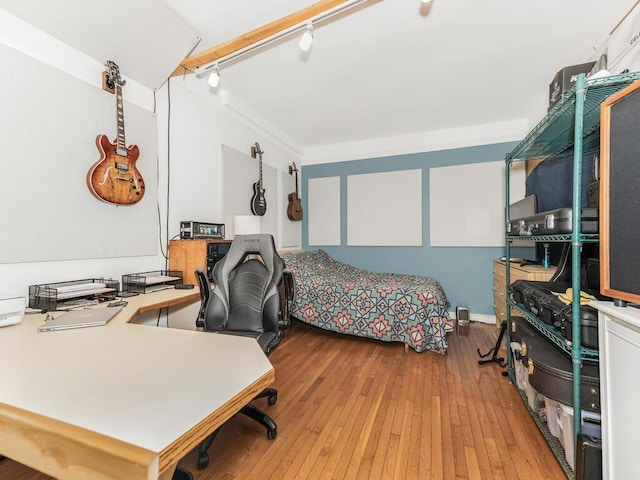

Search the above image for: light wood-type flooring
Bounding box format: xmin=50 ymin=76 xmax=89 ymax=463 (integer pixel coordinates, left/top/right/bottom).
xmin=0 ymin=320 xmax=566 ymax=480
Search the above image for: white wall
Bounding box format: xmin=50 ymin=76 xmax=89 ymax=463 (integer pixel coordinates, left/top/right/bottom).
xmin=0 ymin=10 xmax=301 ymax=301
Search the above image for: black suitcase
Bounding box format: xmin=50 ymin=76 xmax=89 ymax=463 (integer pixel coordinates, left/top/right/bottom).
xmin=558 ymin=305 xmax=599 ymax=349
xmin=515 ymin=207 xmax=599 ymax=235
xmin=538 ymin=293 xmax=571 ymax=327
xmin=510 ymin=279 xmax=534 ymax=305
xmin=510 ymin=279 xmax=600 ymax=348
xmin=575 ymin=433 xmax=602 ymax=480
xmin=520 ymin=330 xmax=600 ymax=413
xmin=510 ymin=280 xmax=568 ymax=318
xmin=523 ymin=286 xmax=554 ymax=318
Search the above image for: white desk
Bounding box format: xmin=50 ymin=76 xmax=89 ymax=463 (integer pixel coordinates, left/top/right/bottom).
xmin=0 ymin=288 xmax=275 ymax=480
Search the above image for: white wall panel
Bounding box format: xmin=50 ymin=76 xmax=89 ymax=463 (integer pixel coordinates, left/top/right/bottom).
xmin=0 ymin=44 xmax=158 ymax=263
xmin=429 ymin=160 xmax=525 ymax=247
xmin=347 ymin=170 xmax=422 ymax=246
xmin=308 ymin=176 xmax=340 ymax=246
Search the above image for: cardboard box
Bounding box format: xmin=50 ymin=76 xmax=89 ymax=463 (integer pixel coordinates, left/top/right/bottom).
xmin=608 ymin=1 xmax=640 ymax=73
xmin=548 ymin=62 xmax=596 ymax=108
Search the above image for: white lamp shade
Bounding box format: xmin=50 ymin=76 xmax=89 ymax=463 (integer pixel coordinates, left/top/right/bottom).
xmin=234 ymin=215 xmax=261 ymax=235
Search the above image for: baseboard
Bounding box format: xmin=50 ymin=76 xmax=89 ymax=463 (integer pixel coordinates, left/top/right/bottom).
xmin=449 ymin=311 xmax=495 ymax=325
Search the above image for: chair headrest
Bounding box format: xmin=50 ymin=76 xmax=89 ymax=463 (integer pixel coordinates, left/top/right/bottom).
xmin=222 ymin=234 xmax=283 ymax=279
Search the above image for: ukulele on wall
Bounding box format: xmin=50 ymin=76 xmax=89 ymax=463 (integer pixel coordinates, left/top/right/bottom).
xmin=250 ymin=142 xmax=267 ymax=216
xmin=86 ymin=60 xmax=145 ymax=206
xmin=287 ymin=162 xmax=303 ymax=221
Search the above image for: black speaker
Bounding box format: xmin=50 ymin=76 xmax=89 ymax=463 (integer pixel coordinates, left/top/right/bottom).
xmin=575 ymin=433 xmax=602 ymax=480
xmin=206 ymin=242 xmax=230 ymax=279
xmin=600 ymin=79 xmax=640 ymax=305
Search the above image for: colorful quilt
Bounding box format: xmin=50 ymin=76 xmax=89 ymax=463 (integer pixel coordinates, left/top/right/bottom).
xmin=281 ymin=250 xmax=454 ymax=354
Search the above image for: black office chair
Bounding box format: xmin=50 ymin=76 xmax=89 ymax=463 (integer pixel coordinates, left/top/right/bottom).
xmin=194 ymin=234 xmax=293 ymax=469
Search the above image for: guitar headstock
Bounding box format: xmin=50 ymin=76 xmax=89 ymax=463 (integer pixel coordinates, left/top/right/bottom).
xmin=105 ymin=60 xmax=126 ymax=90
xmin=288 ymin=162 xmax=299 ymax=175
xmin=251 ymin=142 xmax=264 ymax=158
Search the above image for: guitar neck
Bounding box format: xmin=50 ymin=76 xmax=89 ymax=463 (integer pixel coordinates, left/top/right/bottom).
xmin=115 ymin=85 xmax=127 ymax=157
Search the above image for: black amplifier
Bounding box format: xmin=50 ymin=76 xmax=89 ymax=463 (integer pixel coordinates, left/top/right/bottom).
xmin=206 ymin=242 xmax=231 ymax=279
xmin=180 ymin=221 xmax=225 ymax=239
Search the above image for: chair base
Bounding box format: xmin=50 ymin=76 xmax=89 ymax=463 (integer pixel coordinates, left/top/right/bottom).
xmin=254 ymin=387 xmax=278 ymax=405
xmin=241 ymin=403 xmax=277 ymax=440
xmin=196 ymin=400 xmax=277 ymax=470
xmin=173 ymin=465 xmax=194 ymax=480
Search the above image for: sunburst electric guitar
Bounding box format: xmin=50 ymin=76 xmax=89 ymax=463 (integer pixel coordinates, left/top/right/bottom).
xmin=250 ymin=142 xmax=267 ymax=216
xmin=86 ymin=61 xmax=145 ymax=205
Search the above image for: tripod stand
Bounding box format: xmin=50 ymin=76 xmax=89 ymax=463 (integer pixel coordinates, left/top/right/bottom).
xmin=477 ymin=320 xmax=507 ymax=371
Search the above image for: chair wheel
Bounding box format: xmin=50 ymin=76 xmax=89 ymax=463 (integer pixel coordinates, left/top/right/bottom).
xmin=197 ymin=453 xmax=209 ymax=470
xmin=267 ymin=428 xmax=277 ymax=440
xmin=267 ymin=393 xmax=277 ymax=405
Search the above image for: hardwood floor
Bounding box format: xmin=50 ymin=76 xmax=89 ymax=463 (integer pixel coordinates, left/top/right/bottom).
xmin=0 ymin=320 xmax=566 ymax=480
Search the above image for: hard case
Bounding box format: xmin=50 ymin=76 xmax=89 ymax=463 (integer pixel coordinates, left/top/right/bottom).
xmin=510 ymin=280 xmax=567 ymax=318
xmin=510 ymin=280 xmax=600 ymax=348
xmin=558 ymin=305 xmax=599 ymax=349
xmin=506 ymin=207 xmax=599 ymax=236
xmin=520 ymin=330 xmax=600 ymax=413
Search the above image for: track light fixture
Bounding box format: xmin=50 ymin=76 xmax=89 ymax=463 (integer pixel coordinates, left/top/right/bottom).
xmin=197 ymin=0 xmax=368 ymax=79
xmin=208 ymin=64 xmax=220 ymax=88
xmin=299 ymin=21 xmax=314 ymax=52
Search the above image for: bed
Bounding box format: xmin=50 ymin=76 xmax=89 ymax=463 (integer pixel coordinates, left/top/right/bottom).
xmin=281 ymin=249 xmax=455 ymax=354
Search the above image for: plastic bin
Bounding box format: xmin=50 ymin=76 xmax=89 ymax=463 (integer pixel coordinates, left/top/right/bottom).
xmin=523 ymin=372 xmax=545 ymax=414
xmin=545 ymin=396 xmax=601 ymax=469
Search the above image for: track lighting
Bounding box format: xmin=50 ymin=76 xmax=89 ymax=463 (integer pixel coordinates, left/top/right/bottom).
xmin=198 ymin=0 xmax=369 ymax=80
xmin=208 ymin=64 xmax=220 ymax=88
xmin=299 ymin=21 xmax=314 ymax=52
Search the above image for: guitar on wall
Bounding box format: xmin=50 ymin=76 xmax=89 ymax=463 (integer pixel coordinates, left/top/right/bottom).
xmin=287 ymin=162 xmax=303 ymax=221
xmin=250 ymin=142 xmax=267 ymax=216
xmin=86 ymin=60 xmax=145 ymax=206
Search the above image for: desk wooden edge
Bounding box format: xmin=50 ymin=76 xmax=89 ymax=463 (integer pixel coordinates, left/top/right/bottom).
xmin=158 ymin=369 xmax=275 ymax=476
xmin=0 ymin=402 xmax=160 ymax=480
xmin=135 ymin=291 xmax=201 ymax=316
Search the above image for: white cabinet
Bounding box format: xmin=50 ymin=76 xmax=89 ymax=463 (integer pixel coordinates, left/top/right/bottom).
xmin=592 ymin=301 xmax=640 ymax=480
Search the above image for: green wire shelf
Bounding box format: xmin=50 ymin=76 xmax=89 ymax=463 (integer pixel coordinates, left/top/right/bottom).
xmin=508 ymin=300 xmax=599 ymax=361
xmin=506 ymin=71 xmax=640 ymax=161
xmin=507 ymin=234 xmax=599 ymax=243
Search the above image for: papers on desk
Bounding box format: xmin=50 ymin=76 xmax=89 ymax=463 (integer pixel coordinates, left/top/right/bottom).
xmin=142 ymin=275 xmax=182 ymax=285
xmin=40 ymin=282 xmax=116 ymax=300
xmin=121 ymin=270 xmax=183 ymax=294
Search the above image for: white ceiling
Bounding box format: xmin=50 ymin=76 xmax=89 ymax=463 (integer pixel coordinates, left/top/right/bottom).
xmin=0 ymin=0 xmax=199 ymax=88
xmin=163 ymin=0 xmax=637 ymax=150
xmin=3 ymin=0 xmax=637 ymax=152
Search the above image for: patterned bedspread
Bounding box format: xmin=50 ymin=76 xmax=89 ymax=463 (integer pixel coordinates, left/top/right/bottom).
xmin=281 ymin=250 xmax=454 ymax=354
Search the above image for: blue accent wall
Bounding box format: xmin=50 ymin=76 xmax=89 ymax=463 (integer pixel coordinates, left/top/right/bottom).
xmin=301 ymin=141 xmax=523 ymax=317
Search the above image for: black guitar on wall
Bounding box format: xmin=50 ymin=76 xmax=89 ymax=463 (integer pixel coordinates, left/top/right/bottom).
xmin=250 ymin=142 xmax=267 ymax=216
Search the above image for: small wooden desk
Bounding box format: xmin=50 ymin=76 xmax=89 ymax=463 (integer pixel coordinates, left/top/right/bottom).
xmin=0 ymin=288 xmax=274 ymax=480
